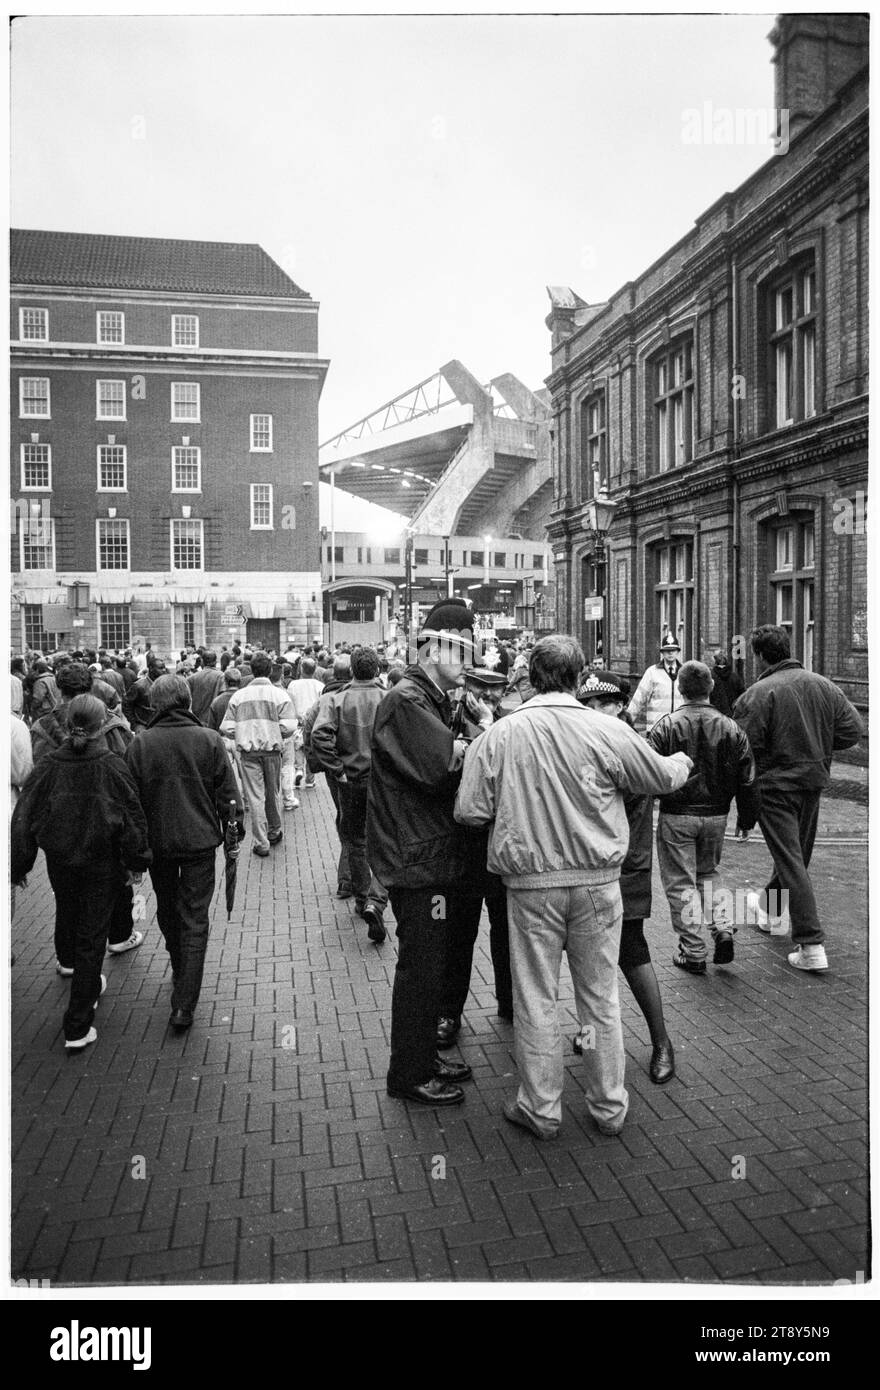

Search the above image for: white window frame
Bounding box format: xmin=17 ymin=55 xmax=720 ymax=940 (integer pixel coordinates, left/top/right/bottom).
xmin=172 ymin=445 xmax=202 ymax=493
xmin=96 ymin=310 xmax=125 ymax=345
xmin=19 ymin=307 xmax=48 ymax=342
xmin=250 ymin=413 xmax=273 ymax=452
xmin=96 ymin=379 xmax=127 ymax=421
xmin=96 ymin=517 xmax=131 ymax=572
xmin=20 ymin=443 xmax=52 ymax=492
xmin=172 ymin=314 xmax=200 ymax=348
xmin=97 ymin=444 xmax=128 ymax=493
xmin=19 ymin=514 xmax=56 ymax=571
xmin=171 ymin=382 xmax=201 ymax=423
xmin=19 ymin=377 xmax=50 ymax=419
xmin=250 ymin=483 xmax=274 ymax=530
xmin=99 ymin=603 xmax=132 ymax=650
xmin=170 ymin=518 xmax=205 ymax=571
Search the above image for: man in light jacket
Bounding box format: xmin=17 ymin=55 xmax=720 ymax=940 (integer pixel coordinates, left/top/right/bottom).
xmin=733 ymin=624 xmax=863 ymax=973
xmin=221 ymin=651 xmax=296 ymax=856
xmin=627 ymin=634 xmax=682 ymax=732
xmin=455 ymin=634 xmax=692 ymax=1142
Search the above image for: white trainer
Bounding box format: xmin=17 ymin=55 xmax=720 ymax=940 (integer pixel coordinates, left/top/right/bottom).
xmin=55 ymin=959 xmax=74 ymax=977
xmin=107 ymin=930 xmax=144 ymax=954
xmin=745 ymin=891 xmax=789 ymax=935
xmin=788 ymin=944 xmax=829 ymax=972
xmin=65 ymin=1027 xmax=97 ymax=1051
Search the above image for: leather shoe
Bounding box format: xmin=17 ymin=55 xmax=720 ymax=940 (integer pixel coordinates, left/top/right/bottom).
xmin=649 ymin=1038 xmax=676 ymax=1085
xmin=672 ymin=949 xmax=706 ymax=976
xmin=252 ymin=845 xmax=270 ymax=858
xmin=502 ymin=1099 xmax=559 ymax=1141
xmin=435 ymin=1015 xmax=460 ymax=1050
xmin=433 ymin=1055 xmax=472 ymax=1083
xmin=386 ymin=1077 xmax=465 ymax=1106
xmin=169 ymin=1009 xmax=194 ymax=1030
xmin=361 ymin=904 xmax=387 ymax=943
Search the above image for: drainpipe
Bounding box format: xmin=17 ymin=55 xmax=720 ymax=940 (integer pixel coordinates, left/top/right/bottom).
xmin=731 ymin=254 xmax=741 ymax=668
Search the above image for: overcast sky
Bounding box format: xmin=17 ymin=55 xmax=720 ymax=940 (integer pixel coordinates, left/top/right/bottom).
xmin=12 ymin=11 xmax=779 ymax=528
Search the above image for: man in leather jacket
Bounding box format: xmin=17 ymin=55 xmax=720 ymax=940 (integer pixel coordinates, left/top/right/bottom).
xmin=648 ymin=660 xmax=758 ymax=974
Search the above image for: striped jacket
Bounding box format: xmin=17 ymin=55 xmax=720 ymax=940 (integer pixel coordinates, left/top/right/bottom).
xmin=220 ymin=677 xmax=297 ymax=753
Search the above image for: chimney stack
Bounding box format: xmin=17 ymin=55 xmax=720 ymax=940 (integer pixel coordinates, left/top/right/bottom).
xmin=770 ymin=13 xmax=869 ymax=141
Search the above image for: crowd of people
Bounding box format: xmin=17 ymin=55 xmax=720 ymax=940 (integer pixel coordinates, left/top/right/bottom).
xmin=10 ymin=611 xmax=863 ymax=1141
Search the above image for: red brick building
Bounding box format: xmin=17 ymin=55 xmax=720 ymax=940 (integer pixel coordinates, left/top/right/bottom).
xmin=545 ymin=14 xmax=868 ymax=715
xmin=10 ymin=231 xmax=328 ymax=655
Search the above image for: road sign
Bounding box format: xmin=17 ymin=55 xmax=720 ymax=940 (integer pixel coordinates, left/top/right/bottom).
xmin=584 ymin=597 xmax=604 ymax=621
xmin=223 ymin=604 xmax=245 ymax=623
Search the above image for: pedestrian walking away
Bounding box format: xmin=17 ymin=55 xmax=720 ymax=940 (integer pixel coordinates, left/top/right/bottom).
xmin=11 ymin=694 xmax=152 ymax=1049
xmin=647 ymin=660 xmax=758 ymax=975
xmin=221 ymin=652 xmax=296 ymax=855
xmin=126 ymin=675 xmax=243 ymax=1030
xmin=456 ymin=634 xmax=692 ymax=1140
xmin=733 ymin=624 xmax=863 ymax=972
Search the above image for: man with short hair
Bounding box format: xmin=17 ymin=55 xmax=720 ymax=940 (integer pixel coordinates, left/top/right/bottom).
xmin=188 ymin=650 xmax=225 ymax=724
xmin=311 ymin=647 xmax=388 ymax=941
xmin=627 ymin=635 xmax=683 ymax=732
xmin=733 ymin=624 xmax=863 ymax=972
xmin=288 ymin=656 xmax=324 ymax=790
xmin=31 ymin=661 xmax=93 ymax=764
xmin=221 ymin=651 xmax=296 ymax=856
xmin=648 ymin=660 xmax=758 ymax=975
xmin=456 ymin=634 xmax=692 ymax=1140
xmin=368 ymin=599 xmax=488 ymax=1107
xmin=126 ymin=675 xmax=242 ymax=1029
xmin=123 ymin=655 xmax=166 ymax=732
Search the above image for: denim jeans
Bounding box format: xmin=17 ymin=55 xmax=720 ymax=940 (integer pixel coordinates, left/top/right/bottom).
xmin=337 ymin=777 xmax=388 ymax=913
xmin=507 ymin=880 xmax=627 ymax=1134
xmin=149 ymin=850 xmax=217 ymax=1014
xmin=656 ymin=813 xmax=731 ymax=961
xmin=327 ymin=776 xmax=351 ymax=890
xmin=280 ymin=736 xmax=298 ymax=808
xmin=239 ymin=752 xmax=282 ymax=850
xmin=757 ymin=788 xmax=822 ymax=945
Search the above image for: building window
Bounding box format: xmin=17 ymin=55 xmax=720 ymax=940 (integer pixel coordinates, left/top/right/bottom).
xmin=100 ymin=604 xmax=131 ymax=650
xmin=533 ymin=554 xmax=545 ymax=569
xmin=171 ymin=518 xmax=204 ymax=570
xmin=172 ymin=314 xmax=199 ymax=348
xmin=97 ymin=518 xmax=130 ymax=570
xmin=414 ymin=548 xmax=429 ymax=566
xmin=470 ymin=551 xmax=484 ymax=567
xmin=365 ymin=547 xmax=372 ymax=565
xmin=172 ymin=446 xmax=202 ymax=492
xmin=580 ymin=390 xmax=607 ymax=497
xmin=653 ymin=340 xmax=694 ymax=472
xmin=19 ymin=377 xmax=50 ymax=418
xmin=97 ymin=311 xmax=124 ymax=344
xmin=768 ymin=517 xmax=815 ymax=670
xmin=19 ymin=308 xmax=48 ymax=341
xmin=21 ymin=443 xmax=51 ymax=491
xmin=250 ymin=414 xmax=273 ymax=451
xmin=23 ymin=604 xmax=50 ymax=652
xmin=334 ymin=545 xmax=344 ymax=563
xmin=383 ymin=547 xmax=400 ymax=564
xmin=98 ymin=445 xmax=127 ymax=491
xmin=20 ymin=514 xmax=55 ymax=571
xmin=97 ymin=379 xmax=126 ymax=420
xmin=767 ymin=260 xmax=817 ymax=429
xmin=174 ymin=603 xmax=205 ymax=648
xmin=250 ymin=483 xmax=274 ymax=529
xmin=652 ymin=539 xmax=694 ymax=659
xmin=171 ymin=382 xmax=201 ymax=422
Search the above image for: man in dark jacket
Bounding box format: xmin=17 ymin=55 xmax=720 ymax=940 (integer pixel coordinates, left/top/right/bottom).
xmin=126 ymin=675 xmax=242 ymax=1029
xmin=733 ymin=624 xmax=863 ymax=972
xmin=302 ymin=655 xmax=352 ymax=895
xmin=649 ymin=660 xmax=758 ymax=974
xmin=32 ymin=661 xmax=93 ymax=764
xmin=311 ymin=646 xmax=388 ymax=941
xmin=188 ymin=650 xmax=225 ymax=724
xmin=707 ymin=649 xmax=745 ymax=717
xmin=367 ymin=599 xmax=487 ymax=1107
xmin=123 ymin=656 xmax=166 ymax=731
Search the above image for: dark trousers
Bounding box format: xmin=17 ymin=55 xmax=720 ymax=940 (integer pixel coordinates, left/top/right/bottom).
xmin=758 ymin=788 xmax=822 ymax=945
xmin=48 ymin=861 xmax=120 ymax=1041
xmin=109 ymin=882 xmax=134 ymax=945
xmin=388 ymin=887 xmax=453 ymax=1089
xmin=438 ymin=888 xmax=514 ymax=1022
xmin=487 ymin=886 xmax=513 ymax=1017
xmin=149 ymin=850 xmax=217 ymax=1013
xmin=337 ymin=777 xmax=388 ymax=913
xmin=326 ymin=776 xmax=351 ymax=891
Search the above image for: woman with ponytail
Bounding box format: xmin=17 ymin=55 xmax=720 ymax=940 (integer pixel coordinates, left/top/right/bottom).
xmin=11 ymin=694 xmax=152 ymax=1050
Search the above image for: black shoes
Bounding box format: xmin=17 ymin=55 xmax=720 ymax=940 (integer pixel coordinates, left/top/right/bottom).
xmin=672 ymin=949 xmax=707 ymax=976
xmin=252 ymin=845 xmax=270 ymax=858
xmin=649 ymin=1038 xmax=676 ymax=1085
xmin=436 ymin=1015 xmax=461 ymax=1050
xmin=268 ymin=829 xmax=283 ymax=845
xmin=169 ymin=1009 xmax=194 ymax=1031
xmin=433 ymin=1055 xmax=472 ymax=1083
xmin=712 ymin=930 xmax=735 ymax=965
xmin=387 ymin=1077 xmax=465 ymax=1106
xmin=360 ymin=905 xmax=387 ymax=943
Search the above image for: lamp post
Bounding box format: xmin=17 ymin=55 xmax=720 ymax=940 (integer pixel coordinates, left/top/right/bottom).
xmin=403 ymin=528 xmax=414 ymax=657
xmin=585 ymin=474 xmax=618 ymax=662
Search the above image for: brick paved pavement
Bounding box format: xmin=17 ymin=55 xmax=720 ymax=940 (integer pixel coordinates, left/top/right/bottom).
xmin=10 ymin=778 xmax=869 ymax=1287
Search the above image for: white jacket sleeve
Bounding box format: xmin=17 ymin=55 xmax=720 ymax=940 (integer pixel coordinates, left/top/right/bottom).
xmin=454 ymin=731 xmax=497 ymax=826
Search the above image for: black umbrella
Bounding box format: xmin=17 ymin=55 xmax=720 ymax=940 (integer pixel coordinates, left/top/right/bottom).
xmin=224 ymin=800 xmax=242 ymax=920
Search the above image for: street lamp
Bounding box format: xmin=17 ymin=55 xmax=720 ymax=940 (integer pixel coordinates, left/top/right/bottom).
xmin=584 ymin=472 xmax=618 ymax=661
